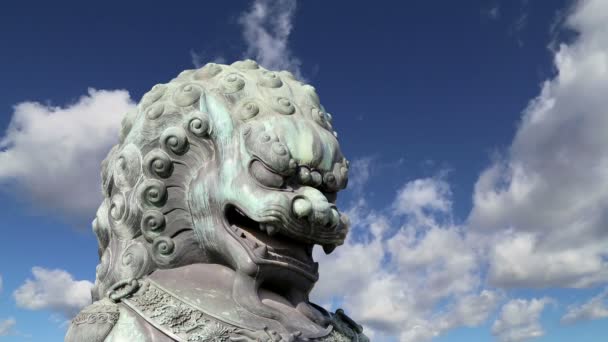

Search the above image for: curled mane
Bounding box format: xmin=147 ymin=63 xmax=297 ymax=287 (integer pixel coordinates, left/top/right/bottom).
xmin=91 ymin=60 xmax=331 ymax=300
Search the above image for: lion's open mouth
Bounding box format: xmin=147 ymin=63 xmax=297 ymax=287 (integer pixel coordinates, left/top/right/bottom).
xmin=225 ymin=205 xmax=318 ymax=277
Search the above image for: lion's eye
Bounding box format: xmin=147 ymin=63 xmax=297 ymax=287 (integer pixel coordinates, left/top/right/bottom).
xmin=249 ymin=160 xmax=284 ymax=188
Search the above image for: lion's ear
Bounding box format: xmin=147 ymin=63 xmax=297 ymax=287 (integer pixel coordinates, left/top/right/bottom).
xmin=200 ymin=91 xmax=233 ymax=143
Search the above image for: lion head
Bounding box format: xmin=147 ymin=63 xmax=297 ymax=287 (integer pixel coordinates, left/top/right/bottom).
xmin=91 ymin=60 xmax=350 ymax=336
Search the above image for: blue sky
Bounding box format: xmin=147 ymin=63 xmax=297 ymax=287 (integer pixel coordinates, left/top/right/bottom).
xmin=1 ymin=0 xmax=608 ymax=341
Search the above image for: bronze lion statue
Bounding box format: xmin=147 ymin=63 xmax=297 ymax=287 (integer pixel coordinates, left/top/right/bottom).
xmin=66 ymin=60 xmax=368 ymax=342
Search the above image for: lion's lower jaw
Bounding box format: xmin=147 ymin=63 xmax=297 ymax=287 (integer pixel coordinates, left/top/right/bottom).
xmin=232 ymin=270 xmax=332 ymax=338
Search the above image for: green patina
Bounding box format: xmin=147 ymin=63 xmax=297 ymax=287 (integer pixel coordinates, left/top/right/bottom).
xmin=68 ymin=60 xmax=366 ymax=341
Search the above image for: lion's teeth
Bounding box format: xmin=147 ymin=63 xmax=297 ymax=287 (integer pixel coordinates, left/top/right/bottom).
xmin=253 ymin=245 xmax=268 ymax=258
xmin=322 ymin=244 xmax=337 ymax=255
xmin=266 ymin=224 xmax=278 ymax=236
xmin=235 ymin=207 xmax=246 ymax=216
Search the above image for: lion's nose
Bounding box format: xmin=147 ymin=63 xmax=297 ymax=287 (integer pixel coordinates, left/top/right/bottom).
xmin=292 ymin=197 xmax=340 ymax=229
xmin=293 ymin=197 xmax=313 ymax=218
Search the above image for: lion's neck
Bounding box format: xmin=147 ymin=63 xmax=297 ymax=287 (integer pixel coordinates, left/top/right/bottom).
xmin=139 ymin=263 xmax=331 ymax=338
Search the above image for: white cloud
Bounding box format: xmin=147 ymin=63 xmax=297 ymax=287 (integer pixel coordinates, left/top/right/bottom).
xmin=0 ymin=88 xmax=135 ymax=222
xmin=439 ymin=290 xmax=503 ymax=328
xmin=393 ymin=177 xmax=452 ymax=223
xmin=561 ymin=288 xmax=608 ymax=324
xmin=312 ymin=201 xmax=387 ymax=304
xmin=387 ymin=226 xmax=479 ymax=305
xmin=13 ymin=267 xmax=93 ymax=318
xmin=190 ymin=49 xmax=226 ymax=68
xmin=492 ymin=298 xmax=553 ymax=342
xmin=313 ymin=177 xmax=498 ymax=342
xmin=238 ymin=0 xmax=303 ymax=78
xmin=487 ymin=231 xmax=607 ymax=288
xmin=483 ymin=4 xmax=500 ymax=20
xmin=313 ymin=5 xmax=608 ymax=327
xmin=397 ymin=290 xmax=502 ymax=342
xmin=0 ymin=318 xmax=15 ymax=336
xmin=468 ymin=0 xmax=608 ymax=288
xmin=347 ymin=157 xmax=373 ymax=194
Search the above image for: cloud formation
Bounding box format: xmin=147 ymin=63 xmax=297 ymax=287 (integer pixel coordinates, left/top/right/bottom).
xmin=190 ymin=50 xmax=226 ymax=68
xmin=13 ymin=267 xmax=93 ymax=318
xmin=0 ymin=318 xmax=17 ymax=336
xmin=482 ymin=4 xmax=501 ymax=20
xmin=561 ymin=288 xmax=608 ymax=324
xmin=312 ymin=174 xmax=499 ymax=342
xmin=1 ymin=0 xmax=606 ymax=340
xmin=346 ymin=157 xmax=373 ymax=195
xmin=238 ymin=0 xmax=303 ymax=78
xmin=492 ymin=298 xmax=553 ymax=342
xmin=0 ymin=89 xmax=135 ymax=223
xmin=469 ymin=0 xmax=608 ymax=289
xmin=311 ymin=3 xmax=608 ymax=326
xmin=0 ymin=318 xmax=15 ymax=336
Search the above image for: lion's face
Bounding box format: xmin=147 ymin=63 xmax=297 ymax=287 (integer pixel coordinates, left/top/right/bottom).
xmin=189 ymin=90 xmax=349 ymax=285
xmin=93 ymin=62 xmax=352 ymax=332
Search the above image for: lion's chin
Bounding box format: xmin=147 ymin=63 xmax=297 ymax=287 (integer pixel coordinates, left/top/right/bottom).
xmin=149 ymin=263 xmax=332 ymax=338
xmin=223 ymin=204 xmax=319 ymax=281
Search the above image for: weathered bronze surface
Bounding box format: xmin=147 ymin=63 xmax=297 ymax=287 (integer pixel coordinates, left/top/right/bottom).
xmin=66 ymin=60 xmax=368 ymax=341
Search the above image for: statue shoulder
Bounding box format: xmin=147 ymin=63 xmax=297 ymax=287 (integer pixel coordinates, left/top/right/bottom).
xmin=65 ymin=299 xmax=120 ymax=342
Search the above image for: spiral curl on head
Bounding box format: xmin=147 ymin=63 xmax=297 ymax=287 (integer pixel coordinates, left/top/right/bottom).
xmin=92 ymin=60 xmax=347 ymax=302
xmin=231 ymin=59 xmax=259 ymax=70
xmin=145 ymin=103 xmax=165 ymax=120
xmin=258 ymin=71 xmax=283 ymax=88
xmin=143 ymin=149 xmax=173 ymax=179
xmin=153 ymin=236 xmax=175 ymax=256
xmin=109 ymin=193 xmax=126 ymax=221
xmin=238 ymin=101 xmax=260 ymax=120
xmin=188 ymin=115 xmax=210 ymax=137
xmin=173 ymin=84 xmax=202 ymax=107
xmin=310 ymin=107 xmax=332 ymax=130
xmin=113 ymin=144 xmax=142 ymax=190
xmin=137 ymin=179 xmax=168 ymax=208
xmin=121 ymin=242 xmax=150 ymax=279
xmin=221 ymin=73 xmax=246 ymax=93
xmin=160 ymin=126 xmax=189 ymax=155
xmin=193 ymin=63 xmax=222 ymax=80
xmin=141 ymin=210 xmax=166 ymax=242
xmin=271 ymin=96 xmax=295 ymax=115
xmin=141 ymin=84 xmax=167 ymax=108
